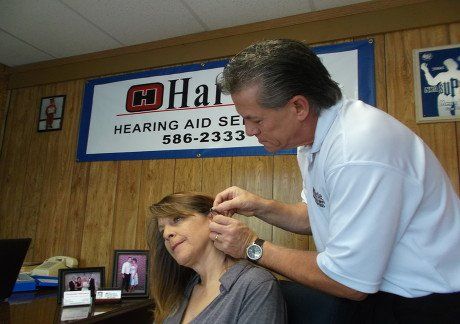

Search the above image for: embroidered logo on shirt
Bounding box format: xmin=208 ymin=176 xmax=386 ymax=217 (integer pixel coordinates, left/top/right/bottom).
xmin=313 ymin=188 xmax=325 ymax=208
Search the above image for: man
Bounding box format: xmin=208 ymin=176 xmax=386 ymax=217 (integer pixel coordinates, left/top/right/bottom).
xmin=209 ymin=39 xmax=460 ymax=322
xmin=121 ymin=257 xmax=132 ymax=292
xmin=68 ymin=276 xmax=76 ymax=291
xmin=88 ymin=275 xmax=96 ymax=298
xmin=45 ymin=97 xmax=57 ymax=129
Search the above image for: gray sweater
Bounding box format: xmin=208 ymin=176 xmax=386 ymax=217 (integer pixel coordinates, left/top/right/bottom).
xmin=164 ymin=260 xmax=287 ymax=324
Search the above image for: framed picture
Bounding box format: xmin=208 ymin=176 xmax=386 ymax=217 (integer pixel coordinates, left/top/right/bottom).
xmin=58 ymin=267 xmax=105 ymax=304
xmin=38 ymin=95 xmax=66 ymax=132
xmin=112 ymin=250 xmax=149 ymax=298
xmin=413 ymin=44 xmax=460 ymax=123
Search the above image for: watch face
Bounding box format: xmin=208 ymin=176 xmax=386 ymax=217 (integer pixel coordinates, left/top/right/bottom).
xmin=247 ymin=244 xmax=262 ymax=260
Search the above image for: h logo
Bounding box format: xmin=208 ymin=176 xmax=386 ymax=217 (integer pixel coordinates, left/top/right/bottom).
xmin=126 ymin=83 xmax=164 ymax=112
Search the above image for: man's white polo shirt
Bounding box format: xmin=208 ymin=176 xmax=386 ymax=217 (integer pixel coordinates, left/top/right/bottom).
xmin=297 ymin=98 xmax=460 ymax=297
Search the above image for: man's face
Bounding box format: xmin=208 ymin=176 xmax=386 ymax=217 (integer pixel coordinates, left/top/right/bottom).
xmin=231 ymin=85 xmax=309 ymax=152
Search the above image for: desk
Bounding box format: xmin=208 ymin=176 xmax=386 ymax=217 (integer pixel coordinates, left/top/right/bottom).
xmin=2 ymin=290 xmax=153 ymax=323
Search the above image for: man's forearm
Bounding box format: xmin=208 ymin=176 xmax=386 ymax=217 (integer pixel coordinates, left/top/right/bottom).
xmin=255 ymin=200 xmax=311 ymax=235
xmin=259 ymin=241 xmax=367 ymax=301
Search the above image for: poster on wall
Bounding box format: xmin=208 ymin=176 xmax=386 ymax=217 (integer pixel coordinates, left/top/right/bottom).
xmin=77 ymin=40 xmax=375 ymax=162
xmin=413 ymin=44 xmax=460 ymax=123
xmin=38 ymin=95 xmax=66 ymax=132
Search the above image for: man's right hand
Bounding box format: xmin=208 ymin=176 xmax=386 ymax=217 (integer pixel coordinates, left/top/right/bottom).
xmin=212 ymin=186 xmax=267 ymax=217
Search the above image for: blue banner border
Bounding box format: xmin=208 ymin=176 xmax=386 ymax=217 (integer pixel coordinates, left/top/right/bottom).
xmin=77 ymin=40 xmax=375 ymax=162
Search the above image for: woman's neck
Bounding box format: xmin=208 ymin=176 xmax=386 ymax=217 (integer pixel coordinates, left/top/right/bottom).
xmin=192 ymin=247 xmax=235 ymax=288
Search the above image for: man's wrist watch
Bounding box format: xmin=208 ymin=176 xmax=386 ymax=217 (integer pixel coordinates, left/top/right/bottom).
xmin=246 ymin=238 xmax=265 ymax=263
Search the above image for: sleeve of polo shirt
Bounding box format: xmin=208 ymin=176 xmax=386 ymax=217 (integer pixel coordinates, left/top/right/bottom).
xmin=316 ymin=163 xmax=423 ymax=293
xmin=238 ymin=278 xmax=287 ymax=323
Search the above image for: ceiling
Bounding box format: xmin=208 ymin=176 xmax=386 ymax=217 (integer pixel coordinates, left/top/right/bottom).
xmin=0 ymin=0 xmax=368 ymax=68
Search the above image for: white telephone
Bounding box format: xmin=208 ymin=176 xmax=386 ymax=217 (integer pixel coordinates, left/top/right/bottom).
xmin=31 ymin=256 xmax=78 ymax=277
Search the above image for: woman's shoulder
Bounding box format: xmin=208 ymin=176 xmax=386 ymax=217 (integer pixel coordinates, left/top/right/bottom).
xmin=221 ymin=261 xmax=283 ymax=302
xmin=232 ymin=261 xmax=278 ymax=285
xmin=247 ymin=264 xmax=277 ymax=281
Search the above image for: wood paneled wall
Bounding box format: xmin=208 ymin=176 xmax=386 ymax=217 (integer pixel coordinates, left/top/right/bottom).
xmin=0 ymin=64 xmax=9 ymax=154
xmin=0 ymin=10 xmax=459 ymax=286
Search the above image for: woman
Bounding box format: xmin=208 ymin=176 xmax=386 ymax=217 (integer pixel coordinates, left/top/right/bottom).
xmin=81 ymin=276 xmax=90 ymax=291
xmin=129 ymin=258 xmax=138 ymax=292
xmin=75 ymin=277 xmax=82 ymax=291
xmin=148 ymin=192 xmax=286 ymax=324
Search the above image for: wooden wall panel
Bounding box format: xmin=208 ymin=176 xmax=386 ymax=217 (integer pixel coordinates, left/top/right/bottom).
xmin=112 ymin=160 xmax=142 ymax=250
xmin=201 ymin=157 xmax=232 ymax=197
xmin=231 ymin=156 xmax=273 ymax=242
xmin=136 ymin=159 xmax=175 ymax=249
xmin=174 ymin=158 xmax=202 ymax=192
xmin=64 ymin=161 xmax=90 ymax=260
xmin=385 ymin=30 xmax=420 ymax=128
xmin=34 ymin=81 xmax=85 ymax=260
xmin=12 ymin=86 xmax=47 ymax=260
xmin=47 ymin=80 xmax=88 ymax=260
xmin=80 ymin=161 xmax=118 ymax=275
xmin=18 ymin=118 xmax=48 ymax=259
xmin=0 ymin=64 xmax=8 ymax=154
xmin=272 ymin=155 xmax=308 ymax=250
xmin=0 ymin=87 xmax=39 ymax=241
xmin=106 ymin=160 xmax=142 ymax=283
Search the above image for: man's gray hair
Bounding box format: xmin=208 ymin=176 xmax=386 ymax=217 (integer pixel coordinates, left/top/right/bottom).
xmin=218 ymin=39 xmax=342 ymax=113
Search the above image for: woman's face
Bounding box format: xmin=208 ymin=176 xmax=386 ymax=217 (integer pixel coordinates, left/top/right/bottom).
xmin=158 ymin=213 xmax=211 ymax=267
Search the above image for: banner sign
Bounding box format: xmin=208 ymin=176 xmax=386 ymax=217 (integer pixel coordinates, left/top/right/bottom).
xmin=77 ymin=40 xmax=375 ymax=161
xmin=413 ymin=44 xmax=460 ymax=123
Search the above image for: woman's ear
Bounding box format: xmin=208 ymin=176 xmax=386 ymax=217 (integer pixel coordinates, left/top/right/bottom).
xmin=207 ymin=209 xmax=217 ymax=220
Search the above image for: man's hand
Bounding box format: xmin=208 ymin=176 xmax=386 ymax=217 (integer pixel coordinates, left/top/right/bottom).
xmin=209 ymin=214 xmax=257 ymax=259
xmin=212 ymin=186 xmax=267 ymax=217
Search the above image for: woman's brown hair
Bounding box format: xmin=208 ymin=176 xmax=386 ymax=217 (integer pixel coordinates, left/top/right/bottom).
xmin=147 ymin=192 xmax=214 ymax=323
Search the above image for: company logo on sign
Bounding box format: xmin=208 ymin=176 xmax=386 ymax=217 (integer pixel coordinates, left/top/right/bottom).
xmin=313 ymin=187 xmax=325 ymax=208
xmin=124 ymin=78 xmax=224 ymax=114
xmin=126 ymin=83 xmax=164 ymax=112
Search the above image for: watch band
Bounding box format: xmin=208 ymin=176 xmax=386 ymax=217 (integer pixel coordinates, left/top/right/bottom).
xmin=254 ymin=238 xmax=265 ymax=247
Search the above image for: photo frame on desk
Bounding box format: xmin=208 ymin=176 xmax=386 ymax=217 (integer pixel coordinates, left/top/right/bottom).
xmin=112 ymin=250 xmax=149 ymax=298
xmin=37 ymin=95 xmax=66 ymax=132
xmin=58 ymin=267 xmax=105 ymax=304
